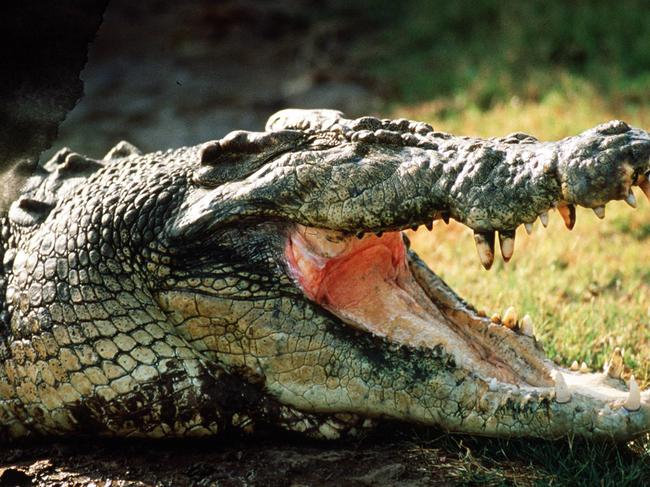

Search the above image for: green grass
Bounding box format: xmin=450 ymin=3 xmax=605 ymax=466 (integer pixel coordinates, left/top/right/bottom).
xmin=392 ymin=430 xmax=650 ymax=486
xmin=341 ymin=0 xmax=650 ymax=110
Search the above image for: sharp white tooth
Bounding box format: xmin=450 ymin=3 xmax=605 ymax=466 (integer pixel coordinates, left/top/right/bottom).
xmin=498 ymin=232 xmax=515 ymax=262
xmin=489 ymin=378 xmax=498 ymax=391
xmin=593 ymin=206 xmax=605 ymax=219
xmin=554 ymin=372 xmax=571 ymax=403
xmin=604 ymin=347 xmax=625 ymax=379
xmin=502 ymin=306 xmax=517 ymax=329
xmin=624 ymin=375 xmax=641 ymax=411
xmin=579 ymin=362 xmax=590 ymax=373
xmin=520 ymin=314 xmax=535 ymax=337
xmin=570 ymin=360 xmax=579 ymax=371
xmin=524 ymin=223 xmax=534 ymax=235
xmin=640 ymin=179 xmax=650 ymax=202
xmin=539 ymin=211 xmax=549 ymax=227
xmin=626 ymin=190 xmax=637 ymax=208
xmin=557 ymin=204 xmax=576 ymax=230
xmin=473 ymin=231 xmax=495 ymax=270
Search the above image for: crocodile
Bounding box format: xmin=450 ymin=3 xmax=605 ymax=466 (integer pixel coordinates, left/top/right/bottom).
xmin=1 ymin=108 xmax=650 ymax=441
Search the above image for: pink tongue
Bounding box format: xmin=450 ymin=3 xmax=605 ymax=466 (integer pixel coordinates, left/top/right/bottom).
xmin=285 ymin=228 xmax=521 ymax=379
xmin=317 ymin=244 xmax=436 ymax=340
xmin=286 ymin=232 xmax=406 ymax=302
xmin=318 ymin=244 xmax=403 ymax=306
xmin=286 ymin=231 xmax=441 ymax=341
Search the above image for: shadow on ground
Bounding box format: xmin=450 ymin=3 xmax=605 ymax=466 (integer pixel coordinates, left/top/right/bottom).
xmin=0 ymin=428 xmax=548 ymax=486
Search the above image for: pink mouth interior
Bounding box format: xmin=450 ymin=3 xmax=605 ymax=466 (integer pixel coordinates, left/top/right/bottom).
xmin=285 ymin=226 xmax=520 ymax=377
xmin=284 ymin=224 xmax=559 ymax=387
xmin=286 ymin=227 xmax=440 ymax=341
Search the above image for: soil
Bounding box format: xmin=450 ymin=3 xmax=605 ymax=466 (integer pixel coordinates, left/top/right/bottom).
xmin=0 ymin=434 xmax=456 ymax=487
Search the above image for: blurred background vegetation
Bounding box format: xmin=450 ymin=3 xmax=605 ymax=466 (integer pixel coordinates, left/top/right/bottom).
xmin=325 ymin=0 xmax=649 ymax=139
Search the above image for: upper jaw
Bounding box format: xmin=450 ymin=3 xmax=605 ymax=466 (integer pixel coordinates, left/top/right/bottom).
xmin=173 ymin=113 xmax=650 ymax=261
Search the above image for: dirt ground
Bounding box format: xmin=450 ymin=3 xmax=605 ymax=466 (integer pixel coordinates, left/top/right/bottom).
xmin=0 ymin=435 xmax=448 ymax=486
xmin=0 ymin=425 xmax=550 ymax=486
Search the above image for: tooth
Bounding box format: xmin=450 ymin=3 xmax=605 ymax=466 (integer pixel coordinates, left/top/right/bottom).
xmin=624 ymin=375 xmax=641 ymax=411
xmin=502 ymin=306 xmax=517 ymax=329
xmin=520 ymin=314 xmax=534 ymax=337
xmin=593 ymin=206 xmax=605 ymax=219
xmin=554 ymin=372 xmax=571 ymax=403
xmin=524 ymin=223 xmax=534 ymax=235
xmin=490 ymin=313 xmax=501 ymax=324
xmin=539 ymin=211 xmax=549 ymax=227
xmin=498 ymin=231 xmax=515 ymax=262
xmin=558 ymin=204 xmax=576 ymax=230
xmin=640 ymin=179 xmax=650 ymax=201
xmin=579 ymin=362 xmax=590 ymax=373
xmin=626 ymin=190 xmax=637 ymax=208
xmin=477 ymin=309 xmax=487 ymax=317
xmin=473 ymin=231 xmax=495 ymax=270
xmin=488 ymin=378 xmax=498 ymax=391
xmin=604 ymin=347 xmax=625 ymax=379
xmin=570 ymin=360 xmax=579 ymax=371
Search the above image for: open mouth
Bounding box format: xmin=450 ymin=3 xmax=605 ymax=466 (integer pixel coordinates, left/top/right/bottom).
xmin=175 ymin=111 xmax=650 ymax=438
xmin=285 ymin=222 xmax=643 ymax=410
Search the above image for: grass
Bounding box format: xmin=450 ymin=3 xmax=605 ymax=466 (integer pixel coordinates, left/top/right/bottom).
xmin=388 ymin=93 xmax=650 ymax=485
xmin=392 ymin=430 xmax=650 ymax=486
xmin=341 ymin=0 xmax=650 ymax=110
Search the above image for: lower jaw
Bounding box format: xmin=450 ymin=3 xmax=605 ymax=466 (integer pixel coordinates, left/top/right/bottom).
xmin=286 ymin=228 xmax=556 ymax=387
xmin=285 ymin=226 xmax=648 ymax=419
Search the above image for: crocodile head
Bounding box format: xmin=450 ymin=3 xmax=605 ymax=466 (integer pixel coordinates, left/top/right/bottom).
xmin=156 ymin=109 xmax=650 ymax=440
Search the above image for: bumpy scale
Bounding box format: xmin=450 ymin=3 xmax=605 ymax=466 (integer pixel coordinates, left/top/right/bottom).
xmin=0 ymin=109 xmax=649 ymax=441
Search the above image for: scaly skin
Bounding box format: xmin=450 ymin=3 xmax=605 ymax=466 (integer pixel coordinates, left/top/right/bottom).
xmin=0 ymin=110 xmax=649 ymax=440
